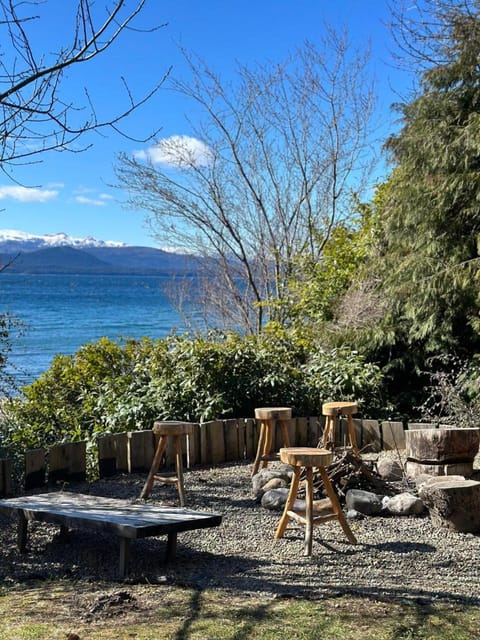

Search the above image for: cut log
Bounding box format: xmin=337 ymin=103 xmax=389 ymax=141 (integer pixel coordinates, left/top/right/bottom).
xmin=405 ymin=428 xmax=480 ymax=463
xmin=419 ymin=479 xmax=480 ymax=533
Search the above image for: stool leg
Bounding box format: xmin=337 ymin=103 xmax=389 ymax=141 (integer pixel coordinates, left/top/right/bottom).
xmin=275 ymin=466 xmax=301 ymax=539
xmin=347 ymin=415 xmax=360 ymax=456
xmin=140 ymin=435 xmax=168 ymax=499
xmin=261 ymin=420 xmax=274 ymax=469
xmin=279 ymin=419 xmax=291 ymax=448
xmin=318 ymin=466 xmax=357 ymax=545
xmin=304 ymin=466 xmax=314 ymax=556
xmin=322 ymin=415 xmax=335 ymax=448
xmin=174 ymin=435 xmax=186 ymax=507
xmin=252 ymin=421 xmax=266 ymax=476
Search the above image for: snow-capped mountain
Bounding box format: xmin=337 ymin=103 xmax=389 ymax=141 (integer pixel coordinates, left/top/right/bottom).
xmin=0 ymin=229 xmax=127 ymax=252
xmin=0 ymin=229 xmax=200 ymax=274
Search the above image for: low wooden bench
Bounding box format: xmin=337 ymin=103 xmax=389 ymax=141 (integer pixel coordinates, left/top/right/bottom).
xmin=0 ymin=492 xmax=222 ymax=578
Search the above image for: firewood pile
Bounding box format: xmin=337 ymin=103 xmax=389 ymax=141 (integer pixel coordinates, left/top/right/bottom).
xmin=300 ymin=451 xmax=401 ymax=503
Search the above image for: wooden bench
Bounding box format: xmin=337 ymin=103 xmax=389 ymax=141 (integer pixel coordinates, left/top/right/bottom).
xmin=0 ymin=492 xmax=222 ymax=578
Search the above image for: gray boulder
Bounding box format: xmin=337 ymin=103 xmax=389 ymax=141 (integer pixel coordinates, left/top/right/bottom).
xmin=384 ymin=492 xmax=425 ymax=516
xmin=345 ymin=489 xmax=384 ymax=515
xmin=252 ymin=467 xmax=292 ymax=497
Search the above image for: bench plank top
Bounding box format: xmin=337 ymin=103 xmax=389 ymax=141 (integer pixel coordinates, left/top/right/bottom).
xmin=0 ymin=492 xmax=223 ymax=539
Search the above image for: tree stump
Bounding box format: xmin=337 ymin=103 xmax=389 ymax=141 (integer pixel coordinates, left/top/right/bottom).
xmin=405 ymin=428 xmax=480 ymax=478
xmin=419 ymin=479 xmax=480 ymax=533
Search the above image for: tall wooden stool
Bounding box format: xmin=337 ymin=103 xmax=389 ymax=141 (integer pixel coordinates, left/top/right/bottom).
xmin=322 ymin=401 xmax=360 ymax=456
xmin=274 ymin=447 xmax=357 ymax=555
xmin=251 ymin=407 xmax=292 ymax=477
xmin=140 ymin=421 xmax=194 ymax=506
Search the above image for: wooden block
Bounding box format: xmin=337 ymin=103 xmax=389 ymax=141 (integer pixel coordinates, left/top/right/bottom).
xmin=295 ymin=417 xmax=308 ymax=447
xmin=48 ymin=441 xmax=87 ymax=483
xmin=382 ymin=421 xmax=406 ymax=450
xmin=405 ymin=428 xmax=480 ymax=463
xmin=128 ymin=430 xmax=155 ymax=473
xmin=361 ymin=419 xmax=381 ymax=452
xmin=187 ymin=423 xmax=200 ymax=467
xmin=236 ymin=419 xmax=246 ymax=460
xmin=245 ymin=418 xmax=257 ymax=459
xmin=307 ymin=416 xmax=322 ymax=447
xmin=407 ymin=423 xmax=437 ymax=430
xmin=25 ymin=448 xmax=46 ymax=489
xmin=0 ymin=458 xmax=12 ymax=498
xmin=97 ymin=433 xmax=128 ymax=477
xmin=224 ymin=419 xmax=240 ymax=462
xmin=203 ymin=420 xmax=225 ymax=465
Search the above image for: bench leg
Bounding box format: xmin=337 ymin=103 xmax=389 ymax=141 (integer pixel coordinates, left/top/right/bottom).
xmin=119 ymin=537 xmax=131 ymax=578
xmin=166 ymin=532 xmax=177 ymax=562
xmin=17 ymin=512 xmax=28 ymax=552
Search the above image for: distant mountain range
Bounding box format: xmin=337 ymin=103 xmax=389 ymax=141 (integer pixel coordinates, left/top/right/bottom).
xmin=0 ymin=230 xmax=199 ymax=274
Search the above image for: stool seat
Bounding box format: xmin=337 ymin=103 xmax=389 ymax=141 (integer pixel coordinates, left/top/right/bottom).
xmin=275 ymin=446 xmax=357 ymax=555
xmin=254 ymin=407 xmax=292 ymax=420
xmin=279 ymin=447 xmax=333 ymax=468
xmin=252 ymin=407 xmax=292 ymax=477
xmin=322 ymin=401 xmax=358 ymax=416
xmin=153 ymin=421 xmax=194 ymax=437
xmin=322 ymin=401 xmax=359 ymax=455
xmin=140 ymin=421 xmax=194 ymax=506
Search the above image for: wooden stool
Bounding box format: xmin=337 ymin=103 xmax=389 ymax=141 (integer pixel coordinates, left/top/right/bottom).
xmin=274 ymin=447 xmax=357 ymax=555
xmin=322 ymin=401 xmax=360 ymax=456
xmin=251 ymin=407 xmax=292 ymax=477
xmin=140 ymin=421 xmax=194 ymax=506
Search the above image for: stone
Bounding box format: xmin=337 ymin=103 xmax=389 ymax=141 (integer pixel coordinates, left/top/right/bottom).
xmin=419 ymin=479 xmax=480 ymax=533
xmin=384 ymin=492 xmax=425 ymax=516
xmin=261 ymin=488 xmax=289 ymax=510
xmin=261 ymin=477 xmax=289 ymax=493
xmin=377 ymin=457 xmax=404 ymax=481
xmin=252 ymin=467 xmax=292 ymax=497
xmin=345 ymin=489 xmax=384 ymax=516
xmin=261 ymin=488 xmax=307 ymax=512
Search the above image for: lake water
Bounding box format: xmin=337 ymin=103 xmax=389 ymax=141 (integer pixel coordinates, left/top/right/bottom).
xmin=1 ymin=273 xmax=195 ymax=387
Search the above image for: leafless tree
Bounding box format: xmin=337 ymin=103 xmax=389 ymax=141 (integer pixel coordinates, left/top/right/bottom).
xmin=116 ymin=30 xmax=376 ymax=333
xmin=0 ymin=0 xmax=169 ymax=173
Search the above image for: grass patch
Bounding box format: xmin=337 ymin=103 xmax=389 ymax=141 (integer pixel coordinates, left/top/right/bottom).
xmin=0 ymin=580 xmax=478 ymax=640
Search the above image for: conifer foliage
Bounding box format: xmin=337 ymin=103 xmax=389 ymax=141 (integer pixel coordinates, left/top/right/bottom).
xmin=379 ymin=0 xmax=480 ymax=356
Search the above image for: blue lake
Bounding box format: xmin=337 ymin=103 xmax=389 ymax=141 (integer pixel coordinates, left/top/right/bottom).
xmin=1 ymin=273 xmax=195 ymax=386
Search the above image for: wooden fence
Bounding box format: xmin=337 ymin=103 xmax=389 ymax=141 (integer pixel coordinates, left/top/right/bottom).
xmin=0 ymin=418 xmax=440 ymax=497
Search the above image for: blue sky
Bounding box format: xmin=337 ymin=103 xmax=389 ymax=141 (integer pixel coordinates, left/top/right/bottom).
xmin=0 ymin=0 xmax=411 ymax=248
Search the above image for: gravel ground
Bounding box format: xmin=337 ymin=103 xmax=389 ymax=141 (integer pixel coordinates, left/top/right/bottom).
xmin=0 ymin=459 xmax=479 ymax=605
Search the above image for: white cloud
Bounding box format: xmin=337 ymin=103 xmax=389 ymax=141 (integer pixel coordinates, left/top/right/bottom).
xmin=0 ymin=185 xmax=58 ymax=202
xmin=135 ymin=135 xmax=213 ymax=168
xmin=75 ymin=195 xmax=107 ymax=207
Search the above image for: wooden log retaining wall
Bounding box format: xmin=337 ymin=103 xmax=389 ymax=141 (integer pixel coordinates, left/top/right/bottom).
xmin=0 ymin=419 xmax=442 ymax=496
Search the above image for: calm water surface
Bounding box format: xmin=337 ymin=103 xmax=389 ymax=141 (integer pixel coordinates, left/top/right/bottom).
xmin=1 ymin=273 xmax=192 ymax=386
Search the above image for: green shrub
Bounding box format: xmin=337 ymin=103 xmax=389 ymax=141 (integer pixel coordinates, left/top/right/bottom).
xmin=1 ymin=329 xmax=382 ymax=459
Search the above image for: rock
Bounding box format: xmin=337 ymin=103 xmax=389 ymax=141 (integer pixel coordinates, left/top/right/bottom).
xmin=419 ymin=479 xmax=480 ymax=533
xmin=252 ymin=467 xmax=292 ymax=497
xmin=377 ymin=457 xmax=404 ymax=481
xmin=261 ymin=488 xmax=289 ymax=510
xmin=261 ymin=477 xmax=289 ymax=493
xmin=345 ymin=489 xmax=384 ymax=516
xmin=346 ymin=509 xmax=365 ymax=520
xmin=384 ymin=492 xmax=425 ymax=516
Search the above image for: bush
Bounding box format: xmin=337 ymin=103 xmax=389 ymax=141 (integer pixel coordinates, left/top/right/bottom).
xmin=1 ymin=329 xmax=382 ymax=457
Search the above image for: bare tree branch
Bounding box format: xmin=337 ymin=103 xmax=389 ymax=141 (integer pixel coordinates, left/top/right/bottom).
xmin=0 ymin=0 xmax=170 ymax=172
xmin=116 ymin=33 xmax=376 ymax=333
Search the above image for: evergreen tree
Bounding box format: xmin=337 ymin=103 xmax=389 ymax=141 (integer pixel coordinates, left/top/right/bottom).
xmin=379 ymin=1 xmax=480 ymax=356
